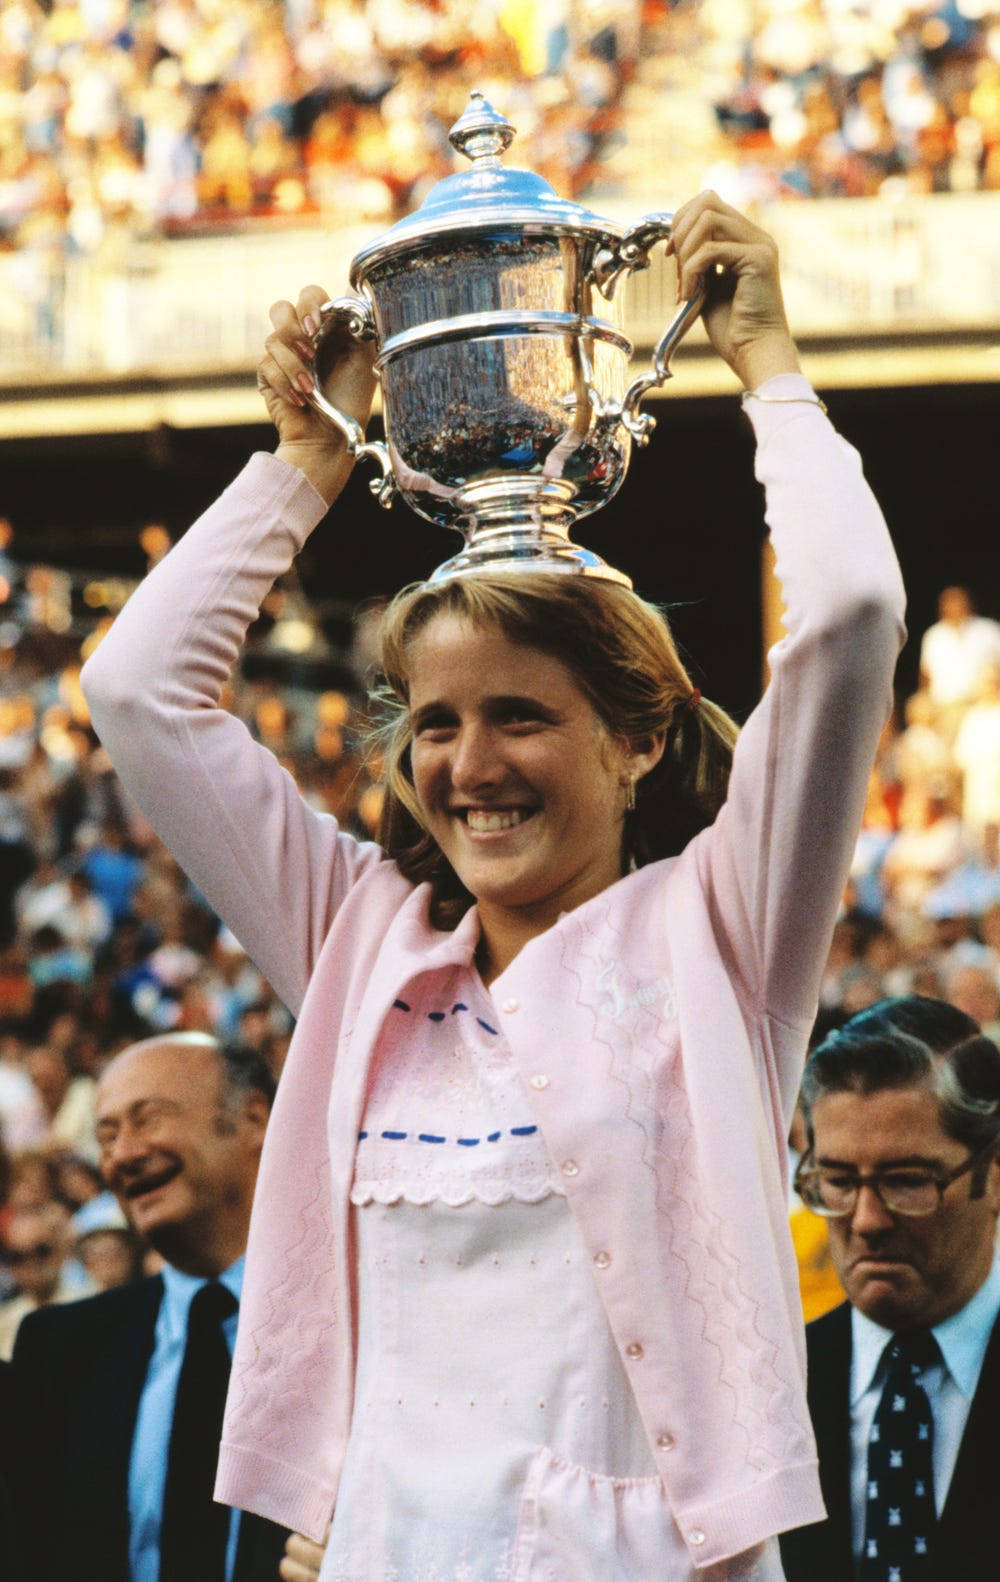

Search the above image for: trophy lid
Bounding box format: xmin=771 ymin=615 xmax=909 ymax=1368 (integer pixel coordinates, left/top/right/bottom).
xmin=350 ymin=92 xmax=620 ymax=283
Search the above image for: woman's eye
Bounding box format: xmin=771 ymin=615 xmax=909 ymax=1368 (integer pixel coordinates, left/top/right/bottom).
xmin=413 ymin=715 xmax=455 ymax=739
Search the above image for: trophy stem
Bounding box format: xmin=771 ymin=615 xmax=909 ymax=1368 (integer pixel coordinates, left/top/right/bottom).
xmin=427 ymin=477 xmax=631 ymax=586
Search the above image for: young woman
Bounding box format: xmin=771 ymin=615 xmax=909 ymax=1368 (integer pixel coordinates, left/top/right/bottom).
xmin=81 ymin=194 xmax=906 ymax=1581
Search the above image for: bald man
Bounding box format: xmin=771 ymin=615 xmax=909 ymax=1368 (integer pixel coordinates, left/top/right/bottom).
xmin=8 ymin=1034 xmax=310 ymax=1582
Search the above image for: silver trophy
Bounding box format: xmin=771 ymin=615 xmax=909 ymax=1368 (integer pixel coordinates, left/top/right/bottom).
xmin=310 ymin=92 xmax=705 ymax=586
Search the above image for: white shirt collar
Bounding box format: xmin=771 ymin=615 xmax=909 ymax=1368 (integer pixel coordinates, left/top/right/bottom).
xmin=851 ymin=1258 xmax=1000 ymax=1404
xmin=159 ymin=1254 xmax=245 ymax=1342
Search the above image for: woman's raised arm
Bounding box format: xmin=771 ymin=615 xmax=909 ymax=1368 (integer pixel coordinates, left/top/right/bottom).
xmin=81 ymin=294 xmax=384 ymax=1016
xmin=668 ymin=198 xmax=906 ymax=1080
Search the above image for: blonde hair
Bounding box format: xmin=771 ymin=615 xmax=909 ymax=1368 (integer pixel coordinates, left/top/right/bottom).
xmin=370 ymin=572 xmax=739 ymax=928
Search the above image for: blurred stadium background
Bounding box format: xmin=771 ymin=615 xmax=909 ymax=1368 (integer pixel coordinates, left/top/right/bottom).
xmin=1 ymin=0 xmax=998 ymax=722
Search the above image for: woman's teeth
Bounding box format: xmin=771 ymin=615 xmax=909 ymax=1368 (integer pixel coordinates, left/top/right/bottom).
xmin=465 ymin=808 xmax=529 ymax=832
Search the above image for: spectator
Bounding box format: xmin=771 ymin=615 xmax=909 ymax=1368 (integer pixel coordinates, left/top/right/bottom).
xmin=8 ymin=1033 xmax=295 ymax=1582
xmin=944 ymin=961 xmax=1000 ymax=1041
xmin=0 ymin=1202 xmax=83 ymax=1360
xmin=919 ymin=586 xmax=1000 ymax=741
xmin=70 ymin=1190 xmax=145 ymax=1291
xmin=782 ymin=996 xmax=1000 ymax=1582
xmin=952 ymin=663 xmax=1000 ymax=838
xmin=24 ymin=1044 xmax=97 ymax=1161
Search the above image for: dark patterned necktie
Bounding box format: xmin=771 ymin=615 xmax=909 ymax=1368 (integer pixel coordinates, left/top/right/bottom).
xmin=860 ymin=1330 xmax=940 ymax=1582
xmin=159 ymin=1280 xmax=239 ymax=1582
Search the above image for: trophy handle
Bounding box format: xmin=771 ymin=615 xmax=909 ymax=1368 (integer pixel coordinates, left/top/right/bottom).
xmin=590 ymin=213 xmax=706 ymax=446
xmin=308 ymin=296 xmax=398 ymax=508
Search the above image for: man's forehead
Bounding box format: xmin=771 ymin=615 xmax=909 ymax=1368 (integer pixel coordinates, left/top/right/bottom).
xmin=811 ymin=1083 xmax=953 ymax=1161
xmin=97 ymin=1041 xmax=218 ymax=1115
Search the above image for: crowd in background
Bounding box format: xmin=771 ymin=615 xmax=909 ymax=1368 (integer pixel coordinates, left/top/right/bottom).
xmin=694 ymin=0 xmax=1000 ymax=199
xmin=0 ymin=500 xmax=998 ymax=1345
xmin=4 ymin=0 xmax=1000 ymax=267
xmin=0 ymin=0 xmax=634 ymax=260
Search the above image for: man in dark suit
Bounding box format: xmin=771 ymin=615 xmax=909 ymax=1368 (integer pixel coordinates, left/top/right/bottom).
xmin=8 ymin=1032 xmax=317 ymax=1582
xmin=780 ymin=996 xmax=1000 ymax=1582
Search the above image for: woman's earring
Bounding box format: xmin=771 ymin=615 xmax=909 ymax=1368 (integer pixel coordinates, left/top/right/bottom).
xmin=624 ymin=775 xmax=636 ymax=813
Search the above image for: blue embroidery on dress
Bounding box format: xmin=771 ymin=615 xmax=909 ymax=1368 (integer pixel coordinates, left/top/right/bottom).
xmin=477 ymin=1019 xmax=498 ymax=1035
xmin=428 ymin=1012 xmax=446 ymax=1022
xmin=393 ymin=999 xmax=411 ymax=1011
xmin=358 ymin=1125 xmax=540 ymax=1146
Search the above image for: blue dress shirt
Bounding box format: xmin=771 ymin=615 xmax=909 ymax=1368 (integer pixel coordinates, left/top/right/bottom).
xmin=849 ymin=1258 xmax=1000 ymax=1561
xmin=128 ymin=1257 xmax=244 ymax=1582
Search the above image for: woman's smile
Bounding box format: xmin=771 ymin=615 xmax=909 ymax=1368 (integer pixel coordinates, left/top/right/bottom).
xmin=407 ymin=613 xmax=649 ymax=956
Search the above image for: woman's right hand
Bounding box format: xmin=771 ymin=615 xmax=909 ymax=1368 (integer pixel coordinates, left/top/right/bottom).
xmin=258 ymin=284 xmax=377 ymax=504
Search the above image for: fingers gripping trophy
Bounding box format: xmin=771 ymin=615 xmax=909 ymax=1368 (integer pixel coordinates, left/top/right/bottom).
xmin=84 ymin=87 xmax=905 ymax=1582
xmin=257 ymin=91 xmax=800 ymax=582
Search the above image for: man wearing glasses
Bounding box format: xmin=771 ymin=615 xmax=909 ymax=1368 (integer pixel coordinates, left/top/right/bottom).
xmin=780 ymin=995 xmax=1000 ymax=1582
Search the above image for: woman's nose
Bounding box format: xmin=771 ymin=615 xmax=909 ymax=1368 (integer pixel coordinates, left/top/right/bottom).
xmin=450 ymin=723 xmax=500 ymax=790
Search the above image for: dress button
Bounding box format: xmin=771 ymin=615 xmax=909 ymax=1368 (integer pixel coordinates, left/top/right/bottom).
xmin=501 ymin=998 xmax=520 ymax=1014
xmin=656 ymin=1431 xmax=674 ymax=1450
xmin=529 ymin=1074 xmax=549 ymax=1090
xmin=625 ymin=1341 xmax=644 ymax=1360
xmin=689 ymin=1530 xmax=706 ymax=1547
xmin=561 ymin=1159 xmax=579 ymax=1178
xmin=593 ymin=1251 xmax=611 ymax=1269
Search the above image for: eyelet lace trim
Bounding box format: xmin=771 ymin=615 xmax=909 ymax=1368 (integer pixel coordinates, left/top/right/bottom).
xmin=352 ymin=970 xmax=562 ymax=1208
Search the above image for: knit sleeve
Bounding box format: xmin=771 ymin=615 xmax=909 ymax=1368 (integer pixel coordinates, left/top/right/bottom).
xmin=698 ymin=377 xmax=905 ymax=1063
xmin=81 ymin=453 xmax=388 ymax=1017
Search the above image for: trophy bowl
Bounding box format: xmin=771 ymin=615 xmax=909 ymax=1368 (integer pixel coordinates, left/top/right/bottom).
xmin=309 ymin=92 xmax=705 ymax=585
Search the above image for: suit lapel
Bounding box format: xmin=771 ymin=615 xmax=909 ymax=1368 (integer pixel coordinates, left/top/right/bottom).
xmin=233 ymin=1510 xmax=290 ymax=1582
xmin=808 ymin=1303 xmax=855 ymax=1575
xmin=780 ymin=1303 xmax=854 ymax=1582
xmin=69 ymin=1278 xmax=163 ymax=1582
xmin=935 ymin=1309 xmax=1000 ymax=1571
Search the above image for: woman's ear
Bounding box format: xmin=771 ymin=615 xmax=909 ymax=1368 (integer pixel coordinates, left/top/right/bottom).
xmin=627 ymin=730 xmax=668 ymax=786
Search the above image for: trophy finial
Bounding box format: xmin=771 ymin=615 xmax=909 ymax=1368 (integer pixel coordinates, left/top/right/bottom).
xmin=448 ymin=91 xmax=516 ymax=164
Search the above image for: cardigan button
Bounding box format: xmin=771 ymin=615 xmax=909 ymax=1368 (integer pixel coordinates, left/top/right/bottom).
xmin=561 ymin=1159 xmax=579 ymax=1178
xmin=593 ymin=1251 xmax=611 ymax=1269
xmin=501 ymin=998 xmax=520 ymax=1014
xmin=625 ymin=1341 xmax=644 ymax=1360
xmin=689 ymin=1530 xmax=706 ymax=1547
xmin=656 ymin=1431 xmax=674 ymax=1450
xmin=529 ymin=1074 xmax=549 ymax=1090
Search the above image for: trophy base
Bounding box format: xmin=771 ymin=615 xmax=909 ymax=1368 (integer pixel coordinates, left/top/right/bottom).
xmin=428 ymin=477 xmax=632 ymax=587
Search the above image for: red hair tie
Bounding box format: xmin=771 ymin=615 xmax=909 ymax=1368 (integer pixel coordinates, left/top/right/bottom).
xmin=685 ymin=688 xmax=702 ymax=712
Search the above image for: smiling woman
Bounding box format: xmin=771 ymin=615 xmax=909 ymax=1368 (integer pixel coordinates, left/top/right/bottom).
xmin=80 ymin=194 xmax=907 ymax=1582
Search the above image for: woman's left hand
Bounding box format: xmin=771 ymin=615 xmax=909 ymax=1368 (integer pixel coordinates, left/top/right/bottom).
xmin=667 ymin=193 xmax=801 ymax=391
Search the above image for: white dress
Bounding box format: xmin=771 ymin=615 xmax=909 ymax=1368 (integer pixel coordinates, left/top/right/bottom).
xmin=320 ymin=963 xmax=787 ymax=1582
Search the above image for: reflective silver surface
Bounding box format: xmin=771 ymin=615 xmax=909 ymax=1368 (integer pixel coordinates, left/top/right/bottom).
xmin=308 ymin=92 xmax=704 ymax=583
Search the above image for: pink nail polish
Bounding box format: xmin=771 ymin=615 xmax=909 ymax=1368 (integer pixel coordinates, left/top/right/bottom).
xmin=303 ymin=315 xmax=319 ymax=338
xmin=296 ymin=371 xmax=314 ymax=394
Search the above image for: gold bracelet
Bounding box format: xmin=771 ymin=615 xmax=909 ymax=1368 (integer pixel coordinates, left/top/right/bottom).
xmin=740 ymin=390 xmax=828 ymax=415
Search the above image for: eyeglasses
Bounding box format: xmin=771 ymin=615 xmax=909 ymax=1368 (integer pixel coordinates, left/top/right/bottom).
xmin=795 ymin=1135 xmax=999 ymax=1219
xmin=2 ymin=1242 xmax=56 ymax=1265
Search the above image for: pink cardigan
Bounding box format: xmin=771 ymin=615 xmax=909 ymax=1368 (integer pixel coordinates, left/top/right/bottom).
xmin=81 ymin=378 xmax=905 ymax=1568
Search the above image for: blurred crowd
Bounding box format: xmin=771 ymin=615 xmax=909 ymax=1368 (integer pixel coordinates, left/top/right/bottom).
xmin=0 ymin=520 xmax=391 ymax=1352
xmin=694 ymin=0 xmax=1000 ymax=199
xmin=0 ymin=500 xmax=998 ymax=1343
xmin=5 ymin=0 xmax=1000 ymax=271
xmin=0 ymin=0 xmax=633 ymax=260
